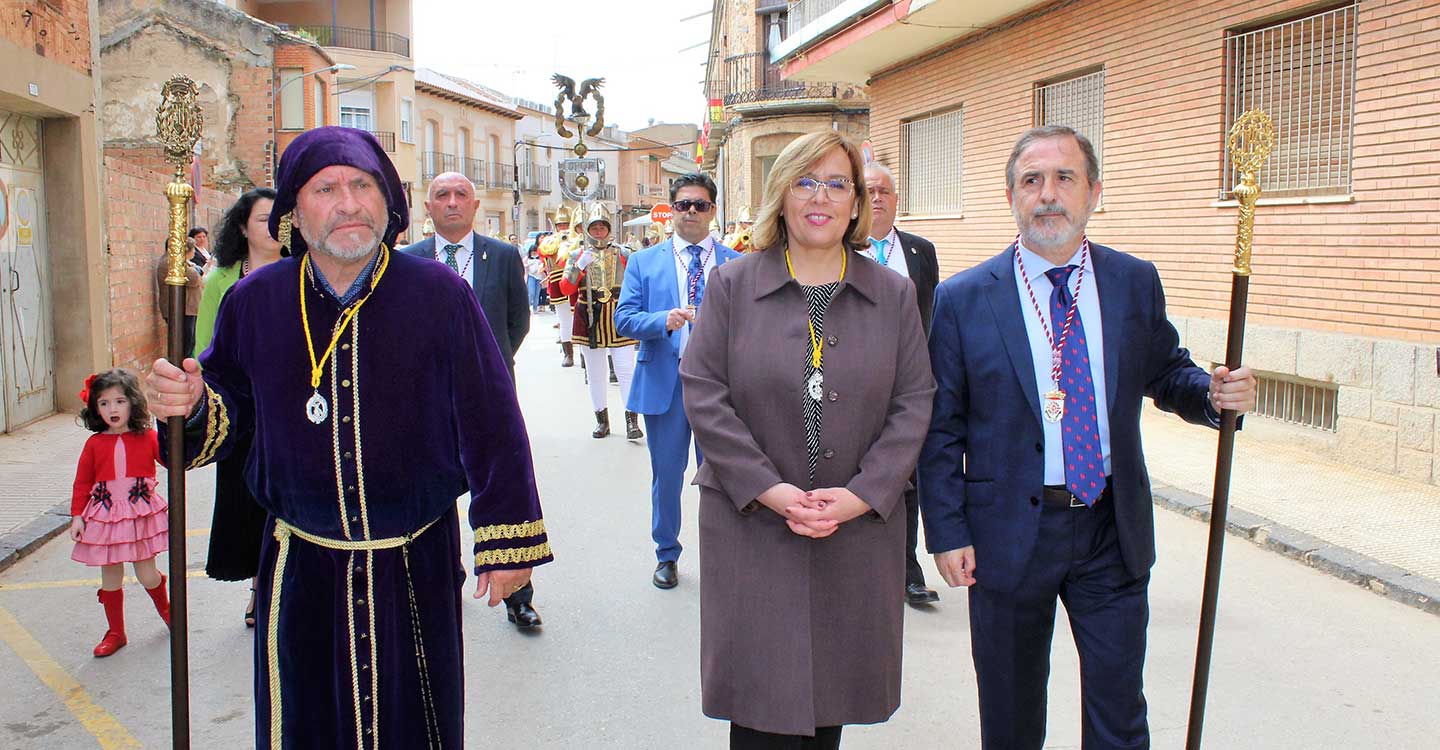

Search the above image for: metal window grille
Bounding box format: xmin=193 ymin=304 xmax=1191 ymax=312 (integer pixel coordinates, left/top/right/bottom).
xmin=1250 ymin=371 xmax=1339 ymax=432
xmin=1034 ymin=69 xmax=1105 ymax=176
xmin=1222 ymin=4 xmax=1357 ymax=198
xmin=900 ymin=108 xmax=963 ymax=215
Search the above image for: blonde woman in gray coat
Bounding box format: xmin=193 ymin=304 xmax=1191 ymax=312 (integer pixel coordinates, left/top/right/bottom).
xmin=680 ymin=131 xmax=935 ymax=749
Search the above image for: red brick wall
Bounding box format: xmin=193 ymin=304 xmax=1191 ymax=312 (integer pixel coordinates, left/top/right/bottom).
xmin=104 ymin=153 xmax=237 ymax=374
xmin=274 ymin=44 xmax=339 ymax=173
xmin=869 ymin=0 xmax=1440 ymax=343
xmin=0 ymin=0 xmax=91 ymax=74
xmin=230 ymin=66 xmax=277 ymax=188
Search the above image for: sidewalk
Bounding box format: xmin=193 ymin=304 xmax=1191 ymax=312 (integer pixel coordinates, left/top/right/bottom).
xmin=1 ymin=405 xmax=1437 ymax=613
xmin=0 ymin=414 xmax=85 ymax=572
xmin=1141 ymin=405 xmax=1440 ymax=614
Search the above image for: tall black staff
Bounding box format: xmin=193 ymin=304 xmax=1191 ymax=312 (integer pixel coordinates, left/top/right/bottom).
xmin=157 ymin=75 xmax=203 ymax=750
xmin=1186 ymin=109 xmax=1274 ymax=750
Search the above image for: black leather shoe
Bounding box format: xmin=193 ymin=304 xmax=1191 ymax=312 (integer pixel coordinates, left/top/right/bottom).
xmin=625 ymin=411 xmax=644 ymax=440
xmin=653 ymin=561 xmax=678 ymax=589
xmin=505 ymin=601 xmax=542 ymax=629
xmin=592 ymin=409 xmax=610 ymax=438
xmin=905 ymin=582 xmax=940 ymax=605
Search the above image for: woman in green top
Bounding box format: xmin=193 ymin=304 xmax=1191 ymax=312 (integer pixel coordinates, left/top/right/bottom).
xmin=193 ymin=187 xmax=281 ymax=627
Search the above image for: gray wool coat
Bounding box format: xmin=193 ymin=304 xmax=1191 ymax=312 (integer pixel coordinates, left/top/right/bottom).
xmin=679 ymin=246 xmax=936 ymax=735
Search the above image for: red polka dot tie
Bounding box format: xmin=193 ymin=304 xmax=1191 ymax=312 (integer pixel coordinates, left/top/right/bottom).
xmin=1045 ymin=265 xmax=1103 ymax=506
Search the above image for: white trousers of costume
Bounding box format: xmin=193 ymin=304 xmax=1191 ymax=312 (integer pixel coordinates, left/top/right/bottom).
xmin=582 ymin=345 xmax=636 ymax=412
xmin=557 ymin=300 xmax=573 ymax=343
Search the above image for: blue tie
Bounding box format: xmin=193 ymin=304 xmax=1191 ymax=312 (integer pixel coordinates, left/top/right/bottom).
xmin=687 ymin=245 xmax=705 ymax=308
xmin=869 ymin=237 xmax=889 ymax=266
xmin=1045 ymin=265 xmax=1104 ymax=506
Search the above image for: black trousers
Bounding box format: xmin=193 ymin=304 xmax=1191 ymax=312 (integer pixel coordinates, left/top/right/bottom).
xmin=904 ymin=485 xmax=926 ymax=587
xmin=730 ymin=724 xmax=842 ymax=750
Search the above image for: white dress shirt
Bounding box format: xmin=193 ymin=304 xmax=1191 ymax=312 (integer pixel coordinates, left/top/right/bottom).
xmin=434 ymin=232 xmax=475 ymax=288
xmin=860 ymin=226 xmax=910 ymax=280
xmin=1013 ymin=240 xmax=1112 ymax=485
xmin=672 ymin=235 xmax=717 ymax=357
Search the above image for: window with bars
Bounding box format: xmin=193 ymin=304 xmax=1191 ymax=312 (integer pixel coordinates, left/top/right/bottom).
xmin=1222 ymin=4 xmax=1357 ymax=198
xmin=900 ymin=108 xmax=963 ymax=216
xmin=1034 ymin=68 xmax=1105 ymax=177
xmin=1245 ymin=371 xmax=1339 ymax=432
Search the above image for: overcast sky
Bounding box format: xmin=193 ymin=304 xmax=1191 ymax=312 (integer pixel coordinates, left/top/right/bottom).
xmin=414 ymin=0 xmax=713 ymax=133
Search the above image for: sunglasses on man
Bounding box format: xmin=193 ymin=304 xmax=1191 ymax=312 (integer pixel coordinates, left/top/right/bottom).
xmin=673 ymin=199 xmax=714 ymax=213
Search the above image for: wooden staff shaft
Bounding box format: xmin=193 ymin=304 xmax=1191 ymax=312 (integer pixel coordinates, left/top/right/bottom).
xmin=163 ymin=181 xmax=192 ymax=750
xmin=1185 ymin=273 xmax=1249 ymax=750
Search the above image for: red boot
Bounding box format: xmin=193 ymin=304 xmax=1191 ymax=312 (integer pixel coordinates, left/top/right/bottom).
xmin=94 ymin=588 xmax=127 ymax=657
xmin=144 ymin=574 xmax=171 ymax=628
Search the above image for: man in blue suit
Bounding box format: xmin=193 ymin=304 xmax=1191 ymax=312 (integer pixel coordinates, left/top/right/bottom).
xmin=400 ymin=171 xmax=541 ymax=629
xmin=920 ymin=126 xmax=1257 ymax=749
xmin=615 ymin=173 xmax=739 ymax=589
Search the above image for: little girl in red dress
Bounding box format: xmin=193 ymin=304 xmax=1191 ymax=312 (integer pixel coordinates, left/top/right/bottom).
xmin=69 ymin=369 xmax=171 ymax=657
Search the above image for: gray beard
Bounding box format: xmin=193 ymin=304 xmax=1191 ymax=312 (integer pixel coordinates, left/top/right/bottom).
xmin=1014 ymin=208 xmax=1087 ymax=255
xmin=303 ymin=226 xmax=380 ymax=261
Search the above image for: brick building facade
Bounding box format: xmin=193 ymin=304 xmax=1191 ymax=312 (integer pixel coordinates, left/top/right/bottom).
xmin=775 ymin=0 xmax=1440 ymax=483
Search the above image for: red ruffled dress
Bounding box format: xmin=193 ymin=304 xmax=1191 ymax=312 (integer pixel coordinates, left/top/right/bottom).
xmin=70 ymin=430 xmax=169 ymax=566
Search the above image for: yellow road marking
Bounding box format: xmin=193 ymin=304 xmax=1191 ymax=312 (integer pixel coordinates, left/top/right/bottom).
xmin=0 ymin=606 xmax=143 ymax=749
xmin=0 ymin=569 xmax=206 ymax=592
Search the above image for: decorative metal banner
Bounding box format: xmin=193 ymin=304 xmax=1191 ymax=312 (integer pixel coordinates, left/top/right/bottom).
xmin=558 ymin=157 xmax=605 ymax=201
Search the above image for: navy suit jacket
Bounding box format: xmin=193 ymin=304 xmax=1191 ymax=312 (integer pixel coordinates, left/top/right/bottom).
xmin=400 ymin=233 xmax=530 ymax=377
xmin=919 ymin=242 xmax=1218 ymax=593
xmin=615 ymin=237 xmax=740 ymax=414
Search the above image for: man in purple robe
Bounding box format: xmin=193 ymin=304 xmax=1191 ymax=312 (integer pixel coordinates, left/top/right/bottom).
xmin=147 ymin=126 xmax=552 ymax=749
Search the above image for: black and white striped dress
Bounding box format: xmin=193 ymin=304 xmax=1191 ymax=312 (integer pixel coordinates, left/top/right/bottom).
xmin=801 ymin=282 xmax=840 ymax=484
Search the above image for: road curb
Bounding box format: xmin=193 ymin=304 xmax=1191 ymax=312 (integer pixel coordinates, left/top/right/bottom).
xmin=0 ymin=502 xmax=71 ymax=575
xmin=1151 ymin=483 xmax=1440 ymax=617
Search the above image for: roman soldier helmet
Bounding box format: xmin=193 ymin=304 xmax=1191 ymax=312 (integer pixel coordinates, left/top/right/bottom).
xmin=553 ymin=205 xmax=571 ymax=228
xmin=584 ymin=203 xmax=613 ymax=246
xmin=421 ymin=216 xmax=435 ymax=236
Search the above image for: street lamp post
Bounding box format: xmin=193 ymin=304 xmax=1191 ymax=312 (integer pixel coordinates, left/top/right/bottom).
xmin=270 ymin=63 xmax=357 ymax=183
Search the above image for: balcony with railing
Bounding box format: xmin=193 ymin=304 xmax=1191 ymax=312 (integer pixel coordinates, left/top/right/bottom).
xmin=519 ymin=164 xmax=552 ymax=193
xmin=486 ymin=162 xmax=515 ymax=192
xmin=370 ymin=131 xmax=396 ymax=153
xmin=723 ymin=52 xmax=840 ymax=107
xmin=278 ymin=24 xmax=411 ymax=58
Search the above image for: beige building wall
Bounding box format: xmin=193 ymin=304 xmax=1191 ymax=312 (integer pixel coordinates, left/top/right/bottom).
xmin=415 ymin=91 xmax=519 ymax=238
xmin=0 ymin=1 xmax=108 ymax=426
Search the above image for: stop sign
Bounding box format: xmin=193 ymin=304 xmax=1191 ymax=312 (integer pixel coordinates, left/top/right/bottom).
xmin=650 ymin=203 xmax=673 ymax=223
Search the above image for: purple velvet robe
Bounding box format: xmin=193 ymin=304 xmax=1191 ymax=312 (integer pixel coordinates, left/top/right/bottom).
xmin=165 ymin=249 xmax=551 ymax=749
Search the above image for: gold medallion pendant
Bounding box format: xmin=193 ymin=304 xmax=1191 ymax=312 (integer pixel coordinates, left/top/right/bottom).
xmin=1043 ymin=389 xmax=1066 ymax=423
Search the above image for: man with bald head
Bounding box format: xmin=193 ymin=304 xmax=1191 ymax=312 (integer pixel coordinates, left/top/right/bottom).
xmin=403 ymin=172 xmax=531 ymax=381
xmin=146 ymin=128 xmax=552 ymax=748
xmin=862 ymin=162 xmax=942 ymax=607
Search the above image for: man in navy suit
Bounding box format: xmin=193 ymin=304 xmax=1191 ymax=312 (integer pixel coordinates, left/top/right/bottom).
xmin=615 ymin=173 xmax=739 ymax=589
xmin=920 ymin=126 xmax=1256 ymax=749
xmin=400 ymin=171 xmax=540 ymax=628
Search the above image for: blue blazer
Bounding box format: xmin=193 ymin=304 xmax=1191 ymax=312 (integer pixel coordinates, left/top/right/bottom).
xmin=399 ymin=233 xmax=530 ymax=377
xmin=918 ymin=242 xmax=1218 ymax=593
xmin=615 ymin=238 xmax=740 ymax=414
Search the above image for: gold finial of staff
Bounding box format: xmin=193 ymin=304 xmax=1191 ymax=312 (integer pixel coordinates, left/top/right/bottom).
xmin=156 ymin=76 xmax=204 ymax=287
xmin=1225 ymin=110 xmax=1274 ymax=276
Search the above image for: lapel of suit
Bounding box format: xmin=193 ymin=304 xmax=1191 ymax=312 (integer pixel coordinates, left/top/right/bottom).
xmin=471 ymin=232 xmax=493 ymax=294
xmin=984 ymin=249 xmax=1043 ymax=426
xmin=659 ymin=238 xmax=682 ymax=310
xmin=1090 ymin=243 xmax=1123 ymax=414
xmin=897 ymin=231 xmax=922 ymax=278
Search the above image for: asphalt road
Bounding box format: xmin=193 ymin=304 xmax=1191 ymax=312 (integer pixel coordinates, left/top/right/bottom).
xmin=1 ymin=310 xmax=1436 ymax=749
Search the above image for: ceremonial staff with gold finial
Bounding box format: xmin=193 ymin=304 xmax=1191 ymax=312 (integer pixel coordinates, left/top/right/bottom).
xmin=1186 ymin=109 xmax=1275 ymax=750
xmin=156 ymin=75 xmax=203 ymax=749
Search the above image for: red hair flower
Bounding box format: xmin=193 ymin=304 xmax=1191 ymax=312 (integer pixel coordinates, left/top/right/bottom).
xmin=78 ymin=374 xmax=98 ymax=407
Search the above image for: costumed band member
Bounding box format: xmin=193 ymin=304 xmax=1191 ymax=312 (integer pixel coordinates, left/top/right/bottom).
xmin=861 ymin=162 xmax=943 ymax=608
xmin=400 ymin=171 xmax=541 ymax=630
xmin=194 ymin=187 xmax=285 ymax=629
xmin=69 ymin=369 xmax=171 ymax=658
xmin=614 ymin=172 xmax=741 ymax=591
xmin=919 ymin=125 xmax=1256 ymax=749
xmin=722 ymin=206 xmax=754 ymax=253
xmin=146 ymin=126 xmax=552 ymax=749
xmin=560 ymin=203 xmax=643 ymax=440
xmin=541 ymin=206 xmax=577 ymax=367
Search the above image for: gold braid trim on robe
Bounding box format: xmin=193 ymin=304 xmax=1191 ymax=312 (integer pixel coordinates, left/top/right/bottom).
xmin=473 ymin=519 xmax=546 ymax=544
xmin=474 ymin=541 xmax=554 ymax=568
xmin=187 ymin=385 xmax=229 ymax=469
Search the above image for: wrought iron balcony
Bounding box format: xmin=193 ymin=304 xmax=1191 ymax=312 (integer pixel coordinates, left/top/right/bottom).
xmin=723 ymin=52 xmax=839 ymax=106
xmin=520 ymin=164 xmax=552 ymax=194
xmin=279 ymin=24 xmax=411 ymax=58
xmin=370 ymin=131 xmax=396 ymax=153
